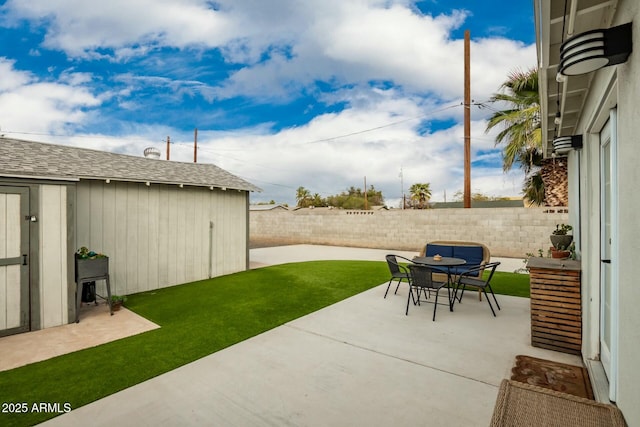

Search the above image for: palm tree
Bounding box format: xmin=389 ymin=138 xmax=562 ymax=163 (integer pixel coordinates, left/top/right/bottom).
xmin=296 ymin=186 xmax=311 ymax=208
xmin=409 ymin=183 xmax=432 ymax=209
xmin=485 ymin=68 xmax=541 ymax=171
xmin=485 ymin=68 xmax=553 ymax=205
xmin=312 ymin=193 xmax=324 ymax=207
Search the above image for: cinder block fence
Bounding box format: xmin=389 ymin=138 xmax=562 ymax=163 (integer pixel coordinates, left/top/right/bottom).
xmin=250 ymin=207 xmax=569 ymax=258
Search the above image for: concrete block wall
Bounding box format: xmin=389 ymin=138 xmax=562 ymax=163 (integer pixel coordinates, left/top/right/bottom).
xmin=250 ymin=207 xmax=569 ymax=258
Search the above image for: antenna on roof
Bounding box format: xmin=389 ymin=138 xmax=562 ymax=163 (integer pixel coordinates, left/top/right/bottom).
xmin=143 ymin=147 xmax=161 ymax=159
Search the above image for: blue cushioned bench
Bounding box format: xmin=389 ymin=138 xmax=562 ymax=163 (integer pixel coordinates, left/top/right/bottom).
xmin=419 ymin=240 xmax=491 ymax=299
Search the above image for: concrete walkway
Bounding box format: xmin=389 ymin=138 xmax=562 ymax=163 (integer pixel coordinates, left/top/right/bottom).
xmin=40 ymin=245 xmax=575 ymax=426
xmin=0 ymin=304 xmax=159 ymax=372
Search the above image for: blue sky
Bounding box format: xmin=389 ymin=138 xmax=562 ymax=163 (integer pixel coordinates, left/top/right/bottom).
xmin=0 ymin=0 xmax=536 ymax=206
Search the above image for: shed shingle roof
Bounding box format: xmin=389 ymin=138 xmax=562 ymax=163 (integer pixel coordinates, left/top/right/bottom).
xmin=0 ymin=138 xmax=261 ymax=192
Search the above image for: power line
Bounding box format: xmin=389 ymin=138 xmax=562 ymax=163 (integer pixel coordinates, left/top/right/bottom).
xmin=295 ymin=103 xmax=462 ymax=145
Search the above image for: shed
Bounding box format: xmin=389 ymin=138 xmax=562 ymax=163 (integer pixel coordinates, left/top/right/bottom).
xmin=0 ymin=137 xmax=260 ymax=336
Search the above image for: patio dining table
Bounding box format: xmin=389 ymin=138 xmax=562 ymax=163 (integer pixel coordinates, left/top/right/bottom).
xmin=411 ymin=256 xmax=466 ymax=310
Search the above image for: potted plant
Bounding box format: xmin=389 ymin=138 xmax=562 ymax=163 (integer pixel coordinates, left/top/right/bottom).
xmin=110 ymin=295 xmax=127 ymax=311
xmin=550 ymin=224 xmax=573 ymax=255
xmin=75 ymin=247 xmax=109 ymax=280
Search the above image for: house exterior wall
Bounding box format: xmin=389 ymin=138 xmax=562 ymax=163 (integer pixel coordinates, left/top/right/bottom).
xmin=571 ymin=2 xmax=639 ymax=423
xmin=75 ymin=180 xmax=248 ymax=296
xmin=610 ymin=3 xmax=640 ymax=421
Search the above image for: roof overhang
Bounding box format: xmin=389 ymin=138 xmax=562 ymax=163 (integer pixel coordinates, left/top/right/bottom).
xmin=0 ymin=173 xmax=79 ymax=182
xmin=534 ymin=0 xmax=619 ymax=156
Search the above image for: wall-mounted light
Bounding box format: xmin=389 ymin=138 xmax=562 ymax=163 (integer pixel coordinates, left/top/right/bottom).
xmin=145 ymin=181 xmax=151 ymax=187
xmin=554 ymin=112 xmax=562 ymax=125
xmin=553 ymin=135 xmax=583 ymax=154
xmin=559 ymin=23 xmax=632 ymax=76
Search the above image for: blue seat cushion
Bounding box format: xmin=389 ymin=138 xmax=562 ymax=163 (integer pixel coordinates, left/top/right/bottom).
xmin=425 ymin=245 xmax=454 ymax=274
xmin=425 ymin=244 xmax=453 ymax=258
xmin=451 ymin=246 xmax=484 ymax=276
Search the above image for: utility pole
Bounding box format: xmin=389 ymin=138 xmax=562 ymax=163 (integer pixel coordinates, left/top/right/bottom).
xmin=463 ymin=29 xmax=471 ymax=208
xmin=399 ymin=167 xmax=404 ymax=210
xmin=364 ymin=176 xmax=368 ymax=210
xmin=194 ymin=128 xmax=198 ymax=163
xmin=166 ymin=135 xmax=170 ymax=160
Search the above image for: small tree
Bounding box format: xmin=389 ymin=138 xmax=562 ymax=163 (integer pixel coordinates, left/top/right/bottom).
xmin=452 ymin=190 xmax=511 ymax=202
xmin=324 ymin=185 xmax=385 ymax=209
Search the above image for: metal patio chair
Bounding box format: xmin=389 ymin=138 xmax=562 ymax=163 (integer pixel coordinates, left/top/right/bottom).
xmin=452 ymin=262 xmax=501 ymax=316
xmin=406 ymin=263 xmax=448 ymax=321
xmin=384 ymin=254 xmax=413 ymax=298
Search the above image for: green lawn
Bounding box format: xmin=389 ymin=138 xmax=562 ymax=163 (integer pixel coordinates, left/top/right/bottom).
xmin=485 ymin=270 xmax=530 ymax=298
xmin=0 ymin=261 xmax=529 ymax=426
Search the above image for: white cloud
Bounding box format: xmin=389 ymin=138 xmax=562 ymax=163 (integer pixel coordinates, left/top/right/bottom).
xmin=3 ymin=1 xmax=536 ymax=102
xmin=0 ymin=58 xmax=101 ymax=134
xmin=0 ymin=58 xmax=32 ymax=91
xmin=3 ymin=0 xmax=235 ymax=59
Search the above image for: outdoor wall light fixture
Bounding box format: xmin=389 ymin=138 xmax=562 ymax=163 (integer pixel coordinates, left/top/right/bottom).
xmin=553 ymin=135 xmax=583 ymax=154
xmin=559 ymin=23 xmax=632 ymax=76
xmin=554 ymin=112 xmax=562 ymax=125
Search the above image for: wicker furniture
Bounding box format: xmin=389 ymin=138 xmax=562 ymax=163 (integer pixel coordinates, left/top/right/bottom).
xmin=491 ymin=379 xmax=625 ymax=427
xmin=419 ymin=240 xmax=490 ymax=300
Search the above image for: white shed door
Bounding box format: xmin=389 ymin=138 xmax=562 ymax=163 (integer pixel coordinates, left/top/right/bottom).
xmin=0 ymin=186 xmax=30 ymax=336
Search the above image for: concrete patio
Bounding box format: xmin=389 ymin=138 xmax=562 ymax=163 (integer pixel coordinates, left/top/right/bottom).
xmin=30 ymin=245 xmax=580 ymax=426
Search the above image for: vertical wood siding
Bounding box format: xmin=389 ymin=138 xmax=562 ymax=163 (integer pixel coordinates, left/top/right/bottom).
xmin=0 ymin=193 xmax=21 ymax=330
xmin=76 ymin=181 xmax=248 ymax=295
xmin=39 ymin=185 xmax=68 ymax=328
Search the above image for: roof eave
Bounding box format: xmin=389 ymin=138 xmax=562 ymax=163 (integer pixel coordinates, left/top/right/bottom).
xmin=534 ymin=0 xmax=553 ymax=157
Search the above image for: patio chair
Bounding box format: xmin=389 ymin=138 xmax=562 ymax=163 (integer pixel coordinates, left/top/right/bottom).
xmin=384 ymin=254 xmax=413 ymax=298
xmin=452 ymin=262 xmax=501 ymax=316
xmin=407 ymin=264 xmax=448 ymax=321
